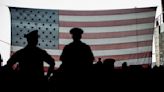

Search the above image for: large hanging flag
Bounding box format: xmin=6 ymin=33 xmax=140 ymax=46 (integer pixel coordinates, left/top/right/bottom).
xmin=10 ymin=7 xmax=156 ymax=68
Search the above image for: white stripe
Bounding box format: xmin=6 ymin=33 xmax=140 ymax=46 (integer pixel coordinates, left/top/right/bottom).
xmin=59 ymin=23 xmax=154 ymax=33
xmin=59 ymin=34 xmax=153 ymax=45
xmin=11 ymin=46 xmax=152 ymax=56
xmin=114 ymin=57 xmax=152 ymax=67
xmin=44 ymin=61 xmax=62 ymax=68
xmin=46 ymin=46 xmax=152 ymax=56
xmin=60 ymin=11 xmax=155 ymax=22
xmin=43 ymin=57 xmax=152 ymax=67
xmin=94 ymin=46 xmax=151 ymax=56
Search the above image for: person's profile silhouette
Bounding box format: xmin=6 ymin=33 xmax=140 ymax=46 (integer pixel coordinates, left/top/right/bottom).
xmin=60 ymin=28 xmax=94 ymax=71
xmin=0 ymin=54 xmax=2 ymax=68
xmin=6 ymin=30 xmax=55 ymax=92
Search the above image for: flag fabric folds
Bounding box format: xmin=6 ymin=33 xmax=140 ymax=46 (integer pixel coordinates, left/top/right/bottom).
xmin=10 ymin=7 xmax=156 ymax=68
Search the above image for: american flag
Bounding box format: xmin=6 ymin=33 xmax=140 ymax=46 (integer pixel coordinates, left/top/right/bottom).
xmin=10 ymin=7 xmax=156 ymax=69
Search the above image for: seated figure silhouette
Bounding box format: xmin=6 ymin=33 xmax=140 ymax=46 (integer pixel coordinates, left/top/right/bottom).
xmin=6 ymin=30 xmax=55 ymax=92
xmin=60 ymin=28 xmax=95 ymax=71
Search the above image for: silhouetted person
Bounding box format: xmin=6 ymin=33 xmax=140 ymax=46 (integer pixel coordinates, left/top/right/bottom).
xmin=60 ymin=28 xmax=94 ymax=71
xmin=6 ymin=30 xmax=55 ymax=92
xmin=103 ymin=58 xmax=115 ymax=71
xmin=57 ymin=28 xmax=94 ymax=91
xmin=94 ymin=58 xmax=103 ymax=72
xmin=0 ymin=54 xmax=2 ymax=68
xmin=97 ymin=58 xmax=102 ymax=65
xmin=122 ymin=62 xmax=128 ymax=70
xmin=156 ymin=20 xmax=159 ymax=27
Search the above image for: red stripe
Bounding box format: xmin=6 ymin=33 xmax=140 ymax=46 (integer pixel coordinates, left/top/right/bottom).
xmin=95 ymin=52 xmax=152 ymax=61
xmin=43 ymin=67 xmax=58 ymax=72
xmin=59 ymin=7 xmax=156 ymax=16
xmin=44 ymin=67 xmax=49 ymax=72
xmin=11 ymin=40 xmax=152 ymax=54
xmin=59 ymin=40 xmax=152 ymax=50
xmin=50 ymin=51 xmax=152 ymax=61
xmin=114 ymin=64 xmax=151 ymax=69
xmin=60 ymin=17 xmax=154 ymax=27
xmin=142 ymin=64 xmax=151 ymax=68
xmin=11 ymin=51 xmax=152 ymax=62
xmin=60 ymin=28 xmax=154 ymax=39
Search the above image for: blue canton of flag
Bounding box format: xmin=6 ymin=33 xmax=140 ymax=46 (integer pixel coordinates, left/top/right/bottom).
xmin=10 ymin=7 xmax=59 ymax=49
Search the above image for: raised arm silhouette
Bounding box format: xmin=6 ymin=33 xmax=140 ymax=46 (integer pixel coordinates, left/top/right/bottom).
xmin=6 ymin=30 xmax=55 ymax=92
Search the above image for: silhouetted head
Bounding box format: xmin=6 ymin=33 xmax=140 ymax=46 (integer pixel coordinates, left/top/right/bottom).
xmin=103 ymin=58 xmax=115 ymax=64
xmin=70 ymin=28 xmax=83 ymax=42
xmin=24 ymin=30 xmax=39 ymax=46
xmin=103 ymin=58 xmax=115 ymax=69
xmin=122 ymin=62 xmax=128 ymax=69
xmin=98 ymin=58 xmax=101 ymax=62
xmin=0 ymin=54 xmax=2 ymax=62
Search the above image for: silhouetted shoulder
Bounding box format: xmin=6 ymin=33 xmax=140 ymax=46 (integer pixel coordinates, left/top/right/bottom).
xmin=82 ymin=42 xmax=91 ymax=48
xmin=36 ymin=47 xmax=48 ymax=54
xmin=11 ymin=48 xmax=25 ymax=58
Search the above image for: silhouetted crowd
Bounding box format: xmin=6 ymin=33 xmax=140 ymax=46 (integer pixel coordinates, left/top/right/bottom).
xmin=0 ymin=28 xmax=164 ymax=92
xmin=0 ymin=57 xmax=164 ymax=92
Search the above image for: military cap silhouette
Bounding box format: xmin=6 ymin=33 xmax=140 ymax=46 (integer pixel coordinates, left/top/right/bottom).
xmin=70 ymin=28 xmax=83 ymax=35
xmin=24 ymin=30 xmax=39 ymax=39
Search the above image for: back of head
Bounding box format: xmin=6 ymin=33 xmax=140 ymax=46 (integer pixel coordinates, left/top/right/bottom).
xmin=70 ymin=28 xmax=84 ymax=41
xmin=122 ymin=62 xmax=128 ymax=70
xmin=24 ymin=30 xmax=39 ymax=40
xmin=24 ymin=30 xmax=39 ymax=46
xmin=103 ymin=58 xmax=115 ymax=65
xmin=70 ymin=28 xmax=83 ymax=35
xmin=103 ymin=58 xmax=115 ymax=69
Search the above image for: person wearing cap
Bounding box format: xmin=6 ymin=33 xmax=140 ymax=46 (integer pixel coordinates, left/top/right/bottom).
xmin=60 ymin=28 xmax=95 ymax=72
xmin=6 ymin=30 xmax=55 ymax=91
